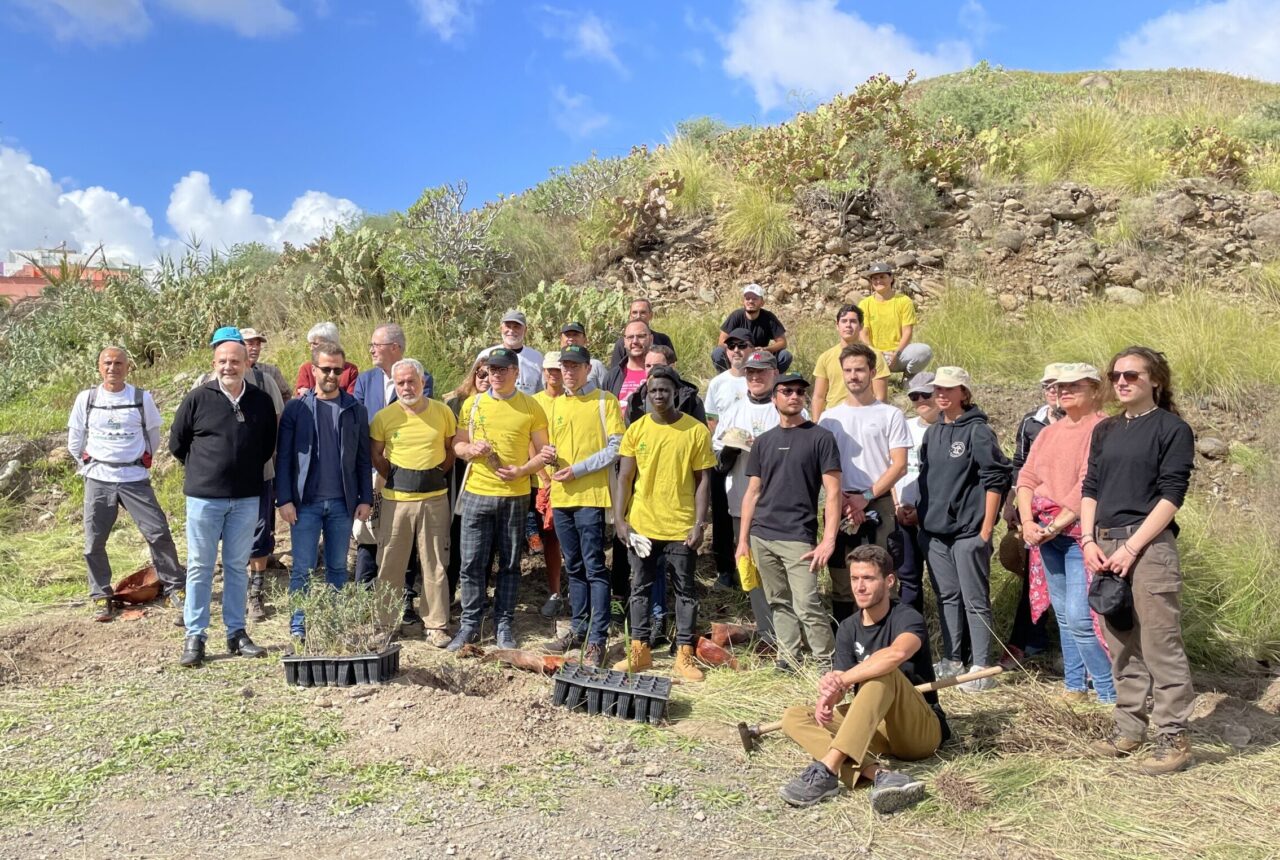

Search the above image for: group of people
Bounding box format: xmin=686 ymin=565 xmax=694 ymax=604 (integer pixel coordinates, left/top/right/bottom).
xmin=68 ymin=260 xmax=1198 ymax=815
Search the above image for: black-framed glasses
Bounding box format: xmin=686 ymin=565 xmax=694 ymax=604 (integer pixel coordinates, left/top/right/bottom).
xmin=315 ymin=366 xmax=343 ymax=376
xmin=908 ymin=392 xmax=934 ymax=402
xmin=368 ymin=341 xmax=394 ymax=349
xmin=776 ymin=387 xmax=807 ymax=398
xmin=1108 ymin=370 xmax=1145 ymax=383
xmin=726 ymin=342 xmax=749 ymax=351
xmin=231 ymin=402 xmax=245 ymax=423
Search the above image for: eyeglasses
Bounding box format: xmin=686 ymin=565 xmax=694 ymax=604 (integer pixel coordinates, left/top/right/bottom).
xmin=775 ymin=387 xmax=807 ymax=398
xmin=1108 ymin=370 xmax=1146 ymax=384
xmin=907 ymin=392 xmax=934 ymax=402
xmin=315 ymin=366 xmax=343 ymax=376
xmin=231 ymin=401 xmax=245 ymax=423
xmin=488 ymin=365 xmax=514 ymax=374
xmin=368 ymin=341 xmax=395 ymax=349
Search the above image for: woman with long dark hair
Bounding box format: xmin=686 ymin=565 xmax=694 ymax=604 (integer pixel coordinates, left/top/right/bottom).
xmin=1081 ymin=346 xmax=1196 ymax=774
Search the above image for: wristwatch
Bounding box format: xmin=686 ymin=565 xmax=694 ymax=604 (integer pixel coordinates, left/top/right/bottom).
xmin=861 ymin=489 xmax=875 ymax=502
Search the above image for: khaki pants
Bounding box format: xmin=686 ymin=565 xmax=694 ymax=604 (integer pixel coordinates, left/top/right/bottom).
xmin=782 ymin=669 xmax=941 ymax=788
xmin=378 ymin=495 xmax=451 ymax=630
xmin=1098 ymin=529 xmax=1195 ymax=739
xmin=751 ymin=536 xmax=834 ymax=663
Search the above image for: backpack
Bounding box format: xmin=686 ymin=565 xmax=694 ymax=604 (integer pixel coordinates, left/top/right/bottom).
xmin=82 ymin=387 xmax=153 ymax=468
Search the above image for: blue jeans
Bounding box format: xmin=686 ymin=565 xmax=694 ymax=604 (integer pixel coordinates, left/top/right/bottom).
xmin=184 ymin=495 xmax=257 ymax=640
xmin=553 ymin=507 xmax=610 ymax=646
xmin=1041 ymin=535 xmax=1116 ymax=702
xmin=288 ymin=498 xmax=353 ymax=637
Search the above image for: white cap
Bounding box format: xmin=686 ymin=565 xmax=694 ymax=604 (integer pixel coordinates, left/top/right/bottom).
xmin=933 ymin=366 xmax=973 ymax=390
xmin=742 ymin=283 xmax=764 ymax=298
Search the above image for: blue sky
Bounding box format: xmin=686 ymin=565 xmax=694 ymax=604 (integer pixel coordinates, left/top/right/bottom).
xmin=1 ymin=0 xmax=1278 ymax=266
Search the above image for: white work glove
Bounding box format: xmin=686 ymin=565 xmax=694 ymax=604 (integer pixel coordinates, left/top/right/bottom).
xmin=628 ymin=532 xmax=653 ymax=559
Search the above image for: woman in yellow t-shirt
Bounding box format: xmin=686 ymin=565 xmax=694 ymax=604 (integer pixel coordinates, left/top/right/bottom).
xmin=857 ymin=262 xmax=934 ymax=402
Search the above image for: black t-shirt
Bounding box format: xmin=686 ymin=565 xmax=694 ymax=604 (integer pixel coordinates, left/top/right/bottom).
xmin=1081 ymin=409 xmax=1194 ymax=533
xmin=745 ymin=421 xmax=841 ymax=544
xmin=834 ymin=601 xmax=940 ymax=707
xmin=720 ymin=308 xmax=785 ymax=348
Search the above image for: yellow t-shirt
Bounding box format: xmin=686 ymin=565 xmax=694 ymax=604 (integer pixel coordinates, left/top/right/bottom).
xmin=542 ymin=389 xmax=626 ymax=509
xmin=859 ymin=293 xmax=918 ymax=379
xmin=619 ymin=413 xmax=716 ymax=541
xmin=370 ymin=399 xmax=458 ymax=501
xmin=813 ymin=344 xmax=850 ymax=411
xmin=459 ymin=390 xmax=548 ymax=497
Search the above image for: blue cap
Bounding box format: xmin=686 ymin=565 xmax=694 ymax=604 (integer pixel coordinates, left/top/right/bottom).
xmin=210 ymin=326 xmax=244 ymax=347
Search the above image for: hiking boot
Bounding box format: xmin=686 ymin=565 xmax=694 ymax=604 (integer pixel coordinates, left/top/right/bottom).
xmin=247 ymin=572 xmax=267 ymax=622
xmin=1061 ymin=689 xmax=1089 ymax=704
xmin=779 ymin=761 xmax=840 ymax=808
xmin=427 ymin=629 xmax=452 ymax=649
xmin=227 ymin=629 xmax=266 ymax=658
xmin=402 ymin=599 xmax=424 ymax=629
xmin=93 ymin=597 xmax=115 ymax=623
xmin=179 ymin=635 xmax=205 ymax=668
xmin=1090 ymin=728 xmax=1146 ymax=758
xmin=582 ymin=643 xmax=604 ymax=668
xmin=674 ymin=645 xmax=704 ymax=682
xmin=869 ymin=769 xmax=926 ymax=814
xmin=446 ymin=626 xmax=480 ymax=652
xmin=714 ymin=570 xmax=738 ymax=590
xmin=543 ymin=632 xmax=584 ymax=654
xmin=959 ymin=664 xmax=998 ymax=693
xmin=648 ymin=617 xmax=669 ymax=649
xmin=612 ymin=640 xmax=653 ymax=673
xmin=540 ymin=593 xmax=564 ymax=619
xmin=495 ymin=622 xmax=518 ymax=651
xmin=1138 ymin=732 xmax=1193 ymax=775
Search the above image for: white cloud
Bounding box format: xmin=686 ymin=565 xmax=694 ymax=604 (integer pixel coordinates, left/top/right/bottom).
xmin=409 ymin=0 xmax=475 ymax=41
xmin=958 ymin=0 xmax=992 ymax=45
xmin=540 ymin=7 xmax=626 ymax=75
xmin=721 ymin=0 xmax=973 ymax=112
xmin=550 ymin=86 xmax=609 ymax=139
xmin=0 ymin=146 xmax=359 ymax=267
xmin=1111 ymin=0 xmax=1280 ymax=82
xmin=159 ymin=0 xmax=296 ymax=38
xmin=10 ymin=0 xmax=151 ymax=43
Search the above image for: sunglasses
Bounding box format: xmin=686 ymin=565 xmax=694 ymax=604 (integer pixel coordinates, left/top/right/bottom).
xmin=775 ymin=387 xmax=807 ymax=398
xmin=315 ymin=366 xmax=343 ymax=376
xmin=231 ymin=401 xmax=245 ymax=423
xmin=726 ymin=342 xmax=749 ymax=351
xmin=908 ymin=392 xmax=934 ymax=402
xmin=1108 ymin=370 xmax=1145 ymax=384
xmin=475 ymin=371 xmax=490 ymax=380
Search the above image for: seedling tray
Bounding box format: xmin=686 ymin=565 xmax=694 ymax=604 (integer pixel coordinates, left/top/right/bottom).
xmin=550 ymin=663 xmax=672 ymax=724
xmin=283 ymin=643 xmax=401 ymax=687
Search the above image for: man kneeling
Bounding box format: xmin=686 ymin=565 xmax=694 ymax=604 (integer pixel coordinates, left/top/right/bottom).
xmin=779 ymin=545 xmax=948 ymax=812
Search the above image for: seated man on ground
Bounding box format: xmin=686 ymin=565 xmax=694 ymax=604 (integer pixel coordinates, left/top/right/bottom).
xmin=779 ymin=545 xmax=947 ymax=813
xmin=712 ymin=284 xmax=792 ymax=372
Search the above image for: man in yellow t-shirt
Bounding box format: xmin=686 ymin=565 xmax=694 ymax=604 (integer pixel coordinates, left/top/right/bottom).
xmin=613 ymin=367 xmax=715 ymax=681
xmin=811 ymin=304 xmax=865 ymax=422
xmin=448 ymin=347 xmax=554 ymax=651
xmin=537 ymin=344 xmax=625 ymax=667
xmin=856 ymin=262 xmax=934 ymax=402
xmin=370 ymin=358 xmax=457 ymax=646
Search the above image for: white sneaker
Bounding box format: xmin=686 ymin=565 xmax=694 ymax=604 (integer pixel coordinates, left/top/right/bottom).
xmin=932 ymin=659 xmax=964 ymax=679
xmin=959 ymin=664 xmax=998 ymax=693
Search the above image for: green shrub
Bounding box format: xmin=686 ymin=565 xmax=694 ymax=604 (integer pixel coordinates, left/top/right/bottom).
xmin=654 ymin=137 xmax=728 ymax=217
xmin=1231 ymin=100 xmax=1280 ymax=145
xmin=523 ymin=150 xmax=650 ymax=220
xmin=718 ymin=184 xmax=796 ymax=263
xmin=1024 ymin=104 xmax=1127 ymax=184
xmin=913 ymin=62 xmax=1065 ymax=136
xmin=1094 ymin=197 xmax=1161 ymax=249
xmin=873 ymin=161 xmax=943 ymax=234
xmin=674 ymin=116 xmax=734 ymax=147
xmin=516 ymin=280 xmax=626 ymax=357
xmin=487 ymin=202 xmax=578 ymax=291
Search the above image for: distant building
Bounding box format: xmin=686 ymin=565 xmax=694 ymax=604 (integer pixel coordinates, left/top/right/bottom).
xmin=0 ymin=248 xmax=131 ymax=303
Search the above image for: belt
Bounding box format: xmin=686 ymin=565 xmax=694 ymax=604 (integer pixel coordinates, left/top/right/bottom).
xmin=1096 ymin=524 xmax=1140 ymax=540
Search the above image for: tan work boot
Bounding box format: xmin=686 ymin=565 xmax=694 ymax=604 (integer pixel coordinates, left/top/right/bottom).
xmin=1090 ymin=728 xmax=1145 ymax=758
xmin=674 ymin=645 xmax=704 ymax=682
xmin=612 ymin=640 xmax=652 ymax=673
xmin=1138 ymin=732 xmax=1193 ymax=775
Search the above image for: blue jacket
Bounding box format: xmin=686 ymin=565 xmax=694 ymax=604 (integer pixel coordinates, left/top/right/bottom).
xmin=276 ymin=390 xmax=373 ymax=517
xmin=353 ymin=367 xmax=434 ymax=427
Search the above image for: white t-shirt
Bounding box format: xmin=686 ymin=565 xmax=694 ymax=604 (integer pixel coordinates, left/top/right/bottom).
xmin=67 ymin=384 xmax=162 ymax=484
xmin=894 ymin=414 xmax=932 ymax=507
xmin=705 ymin=371 xmax=748 ymax=421
xmin=817 ymin=400 xmax=912 ymax=494
xmin=478 ymin=344 xmax=544 ymax=396
xmin=712 ymin=397 xmax=783 ymax=516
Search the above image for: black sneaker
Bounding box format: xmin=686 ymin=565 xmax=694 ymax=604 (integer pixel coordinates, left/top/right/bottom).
xmin=543 ymin=633 xmax=583 ymax=654
xmin=779 ymin=761 xmax=840 ymax=808
xmin=868 ymin=769 xmax=925 ymax=814
xmin=446 ymin=626 xmax=480 ymax=652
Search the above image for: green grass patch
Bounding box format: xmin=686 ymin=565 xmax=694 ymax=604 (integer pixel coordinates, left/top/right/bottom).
xmin=655 ymin=137 xmax=729 ymax=217
xmin=718 ymin=184 xmax=796 ymax=264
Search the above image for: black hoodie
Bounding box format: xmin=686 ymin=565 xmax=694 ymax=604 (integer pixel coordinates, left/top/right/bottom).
xmin=918 ymin=405 xmax=1011 ymax=539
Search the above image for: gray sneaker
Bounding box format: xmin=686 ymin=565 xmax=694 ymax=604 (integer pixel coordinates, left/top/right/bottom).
xmin=869 ymin=769 xmax=925 ymax=814
xmin=779 ymin=761 xmax=840 ymax=808
xmin=959 ymin=664 xmax=998 ymax=693
xmin=445 ymin=626 xmax=479 ymax=652
xmin=932 ymin=658 xmax=964 ymax=679
xmin=495 ymin=622 xmax=518 ymax=651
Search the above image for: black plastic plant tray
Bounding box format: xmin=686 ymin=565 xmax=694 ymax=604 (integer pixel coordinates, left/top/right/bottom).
xmin=283 ymin=643 xmax=401 ymax=687
xmin=550 ymin=663 xmax=672 ymax=724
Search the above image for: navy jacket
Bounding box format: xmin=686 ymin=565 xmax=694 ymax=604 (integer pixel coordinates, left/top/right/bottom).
xmin=352 ymin=366 xmax=434 ymax=427
xmin=276 ymin=390 xmax=373 ymax=517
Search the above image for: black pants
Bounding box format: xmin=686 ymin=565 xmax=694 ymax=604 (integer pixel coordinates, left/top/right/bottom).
xmin=709 ymin=470 xmax=735 ymax=577
xmin=893 ymin=523 xmax=925 ymax=613
xmin=1007 ymin=554 xmax=1050 ymax=653
xmin=628 ymin=540 xmax=696 ymax=646
xmin=356 ymin=542 xmax=421 ymax=600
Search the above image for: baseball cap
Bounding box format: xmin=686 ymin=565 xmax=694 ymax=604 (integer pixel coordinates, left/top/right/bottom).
xmin=906 ymin=372 xmax=936 ymax=395
xmin=742 ymin=283 xmax=765 ymax=298
xmin=560 ymin=320 xmax=586 ymax=334
xmin=542 ymin=351 xmax=563 ymax=371
xmin=559 ymin=344 xmax=591 ymax=364
xmin=1053 ymin=362 xmax=1101 ymax=384
xmin=865 ymin=261 xmax=895 ymax=277
xmin=486 ymin=347 xmax=518 ymax=368
xmin=501 ymin=309 xmax=527 ymax=327
xmin=725 ymin=327 xmax=753 ymax=346
xmin=238 ymin=327 xmax=266 ymax=343
xmin=933 ymin=366 xmax=973 ymax=390
xmin=1040 ymin=363 xmax=1063 ymax=383
xmin=773 ymin=373 xmax=810 ymax=390
xmin=210 ymin=326 xmax=244 ymax=347
xmin=744 ymin=350 xmax=778 ymax=370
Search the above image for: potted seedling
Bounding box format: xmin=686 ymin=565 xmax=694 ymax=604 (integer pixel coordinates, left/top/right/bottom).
xmin=282 ymin=582 xmax=403 ymax=688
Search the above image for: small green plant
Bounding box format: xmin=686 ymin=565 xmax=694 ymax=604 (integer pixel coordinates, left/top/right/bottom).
xmin=719 ymin=183 xmax=796 ymax=263
xmin=1247 ymin=148 xmax=1280 ymax=193
xmin=1169 ymin=126 xmax=1250 ymax=181
xmin=1024 ymin=104 xmax=1127 ymax=184
xmin=1090 ymin=146 xmax=1172 ymax=194
xmin=1095 ymin=197 xmax=1160 ymax=249
xmin=518 ymin=280 xmax=626 ymax=354
xmin=654 ymin=137 xmax=728 ymax=217
xmin=645 ymin=782 xmax=680 ymax=803
xmin=873 ymin=160 xmax=943 ymax=234
xmin=288 ymin=581 xmax=400 ymax=656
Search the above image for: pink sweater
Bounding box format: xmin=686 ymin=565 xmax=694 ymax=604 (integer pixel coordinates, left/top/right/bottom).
xmin=1017 ymin=412 xmax=1105 ymax=515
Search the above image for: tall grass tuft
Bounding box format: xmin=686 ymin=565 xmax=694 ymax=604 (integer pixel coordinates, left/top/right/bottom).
xmin=915 ymin=287 xmax=1032 ymax=381
xmin=1089 ymin=146 xmax=1172 ymax=194
xmin=1025 ymin=105 xmax=1127 ymax=185
xmin=655 ymin=137 xmax=728 ymax=217
xmin=718 ymin=184 xmax=796 ymax=264
xmin=1247 ymin=149 xmax=1280 ymax=193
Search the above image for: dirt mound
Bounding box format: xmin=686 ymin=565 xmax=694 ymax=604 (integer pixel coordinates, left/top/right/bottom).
xmin=0 ymin=609 xmax=174 ymax=687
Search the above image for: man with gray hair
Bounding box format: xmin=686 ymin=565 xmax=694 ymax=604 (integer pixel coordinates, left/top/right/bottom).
xmin=295 ymin=321 xmax=359 ymax=396
xmin=370 ymin=357 xmax=458 ymax=646
xmin=68 ymin=346 xmax=185 ymax=623
xmin=477 ymin=310 xmax=543 ymax=396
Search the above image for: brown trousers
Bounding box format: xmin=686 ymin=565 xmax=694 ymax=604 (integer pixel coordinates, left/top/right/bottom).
xmin=1099 ymin=529 xmax=1195 ymax=739
xmin=782 ymin=669 xmax=941 ymax=787
xmin=378 ymin=495 xmax=451 ymax=630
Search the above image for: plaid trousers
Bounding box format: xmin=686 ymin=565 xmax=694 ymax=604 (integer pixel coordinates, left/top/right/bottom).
xmin=457 ymin=490 xmax=529 ymax=630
